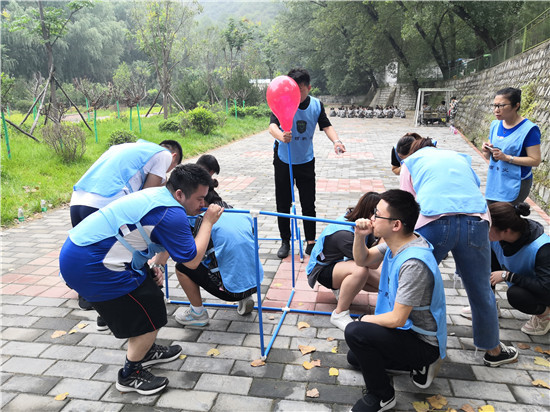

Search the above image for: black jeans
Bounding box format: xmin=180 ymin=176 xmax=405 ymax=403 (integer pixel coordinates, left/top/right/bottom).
xmin=345 ymin=321 xmax=439 ymax=400
xmin=508 ymin=284 xmax=550 ymax=315
xmin=273 ymin=150 xmax=316 ymax=242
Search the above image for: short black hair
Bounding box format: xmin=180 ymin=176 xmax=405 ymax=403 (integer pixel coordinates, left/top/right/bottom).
xmin=396 ymin=132 xmax=422 ymax=157
xmin=160 ymin=140 xmax=183 ymax=165
xmin=495 ymin=87 xmax=521 ymax=110
xmin=379 ymin=189 xmax=419 ymax=234
xmin=166 ymin=164 xmax=212 ymax=199
xmin=288 ymin=68 xmax=310 ymax=86
xmin=197 ymin=154 xmax=220 ymax=175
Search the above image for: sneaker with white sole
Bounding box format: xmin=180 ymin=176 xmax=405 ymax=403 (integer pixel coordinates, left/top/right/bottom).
xmin=237 ymin=297 xmax=254 ymax=315
xmin=521 ymin=313 xmax=550 ymax=336
xmin=330 ymin=309 xmax=354 ymax=331
xmin=140 ymin=343 xmax=182 ymax=368
xmin=460 ymin=300 xmax=501 ymax=320
xmin=116 ymin=365 xmax=168 ymax=395
xmin=96 ymin=315 xmax=109 ymax=332
xmin=483 ymin=342 xmax=519 ymax=367
xmin=411 ymin=357 xmax=442 ymax=389
xmin=351 ymin=390 xmax=396 ymax=412
xmin=175 ymin=307 xmax=209 ymax=326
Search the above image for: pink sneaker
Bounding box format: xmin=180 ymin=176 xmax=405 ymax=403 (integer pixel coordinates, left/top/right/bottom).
xmin=521 ymin=313 xmax=550 ymax=336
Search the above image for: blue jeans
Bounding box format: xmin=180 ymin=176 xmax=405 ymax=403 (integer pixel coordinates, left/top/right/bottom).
xmin=417 ymin=215 xmax=500 ymax=350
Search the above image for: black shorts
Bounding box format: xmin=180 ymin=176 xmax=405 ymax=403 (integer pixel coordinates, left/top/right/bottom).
xmin=92 ymin=272 xmax=167 ymax=339
xmin=314 ymin=262 xmax=337 ymax=290
xmin=175 ymin=262 xmax=255 ymax=302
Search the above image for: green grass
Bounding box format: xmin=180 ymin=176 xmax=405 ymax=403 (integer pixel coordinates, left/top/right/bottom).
xmin=1 ymin=112 xmax=269 ymax=227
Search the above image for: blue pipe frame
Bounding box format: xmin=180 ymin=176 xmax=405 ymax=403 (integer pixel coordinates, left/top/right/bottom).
xmin=164 ymin=208 xmax=357 ymax=360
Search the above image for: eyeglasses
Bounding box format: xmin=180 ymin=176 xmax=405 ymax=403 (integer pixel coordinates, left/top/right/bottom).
xmin=372 ymin=209 xmax=398 ymax=221
xmin=490 ymin=103 xmax=511 ymax=110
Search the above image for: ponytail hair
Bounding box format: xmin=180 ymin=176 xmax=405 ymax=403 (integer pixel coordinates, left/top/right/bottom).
xmin=409 ymin=137 xmax=436 ymax=155
xmin=489 ymin=202 xmax=530 ymax=233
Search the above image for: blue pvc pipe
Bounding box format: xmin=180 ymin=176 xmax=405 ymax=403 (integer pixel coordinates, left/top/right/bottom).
xmin=264 ymin=289 xmax=295 ymax=357
xmin=253 ymin=216 xmax=266 ymax=357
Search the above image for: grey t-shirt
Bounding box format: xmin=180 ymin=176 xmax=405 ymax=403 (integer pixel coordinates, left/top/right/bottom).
xmin=377 ymin=236 xmax=438 ymax=347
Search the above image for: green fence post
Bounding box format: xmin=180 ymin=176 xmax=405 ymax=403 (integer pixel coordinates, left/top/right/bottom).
xmin=86 ymin=98 xmax=90 ymax=121
xmin=234 ymin=99 xmax=237 ymax=119
xmin=94 ymin=108 xmax=98 ymax=143
xmin=116 ymin=101 xmax=120 ymax=119
xmin=129 ymin=107 xmax=133 ymax=131
xmin=137 ymin=103 xmax=142 ymax=133
xmin=243 ymin=100 xmax=245 ymax=109
xmin=1 ymin=110 xmax=11 ymax=159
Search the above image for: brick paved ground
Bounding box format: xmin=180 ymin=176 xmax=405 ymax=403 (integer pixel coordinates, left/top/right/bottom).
xmin=1 ymin=116 xmax=549 ymax=411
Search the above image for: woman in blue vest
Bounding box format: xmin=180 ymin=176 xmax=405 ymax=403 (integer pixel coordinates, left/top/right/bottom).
xmin=390 ymin=132 xmax=421 ymax=175
xmin=306 ymin=192 xmax=381 ymax=331
xmin=483 ymin=87 xmax=541 ymax=205
xmin=487 ymin=202 xmax=550 ymax=336
xmin=399 ymin=136 xmax=518 ymax=367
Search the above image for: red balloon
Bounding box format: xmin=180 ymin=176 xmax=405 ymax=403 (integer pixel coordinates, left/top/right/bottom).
xmin=266 ymin=76 xmax=301 ymax=132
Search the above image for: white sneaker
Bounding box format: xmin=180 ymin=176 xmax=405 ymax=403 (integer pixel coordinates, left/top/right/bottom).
xmin=521 ymin=313 xmax=550 ymax=336
xmin=175 ymin=307 xmax=209 ymax=326
xmin=330 ymin=309 xmax=353 ymax=331
xmin=460 ymin=300 xmax=501 ymax=320
xmin=237 ymin=297 xmax=254 ymax=315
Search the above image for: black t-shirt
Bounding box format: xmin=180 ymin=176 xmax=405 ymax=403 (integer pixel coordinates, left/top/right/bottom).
xmin=269 ymin=96 xmax=332 ymax=130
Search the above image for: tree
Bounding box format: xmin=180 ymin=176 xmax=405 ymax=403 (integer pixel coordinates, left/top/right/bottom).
xmin=131 ymin=0 xmax=200 ymax=119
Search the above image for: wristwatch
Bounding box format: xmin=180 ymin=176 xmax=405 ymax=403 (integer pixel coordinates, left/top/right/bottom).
xmin=501 ymin=271 xmax=508 ymax=280
xmin=151 ymin=263 xmax=165 ymax=273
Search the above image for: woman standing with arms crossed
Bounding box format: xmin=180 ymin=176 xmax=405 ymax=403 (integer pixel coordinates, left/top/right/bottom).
xmin=483 ymin=87 xmax=541 ymax=205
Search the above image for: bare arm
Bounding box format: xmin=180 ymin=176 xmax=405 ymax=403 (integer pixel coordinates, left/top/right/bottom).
xmin=182 ymin=204 xmax=223 ymax=269
xmin=322 ymin=125 xmax=345 ymax=154
xmin=353 ymin=218 xmax=384 ymax=268
xmin=142 ymin=174 xmax=164 ymax=189
xmin=269 ymin=123 xmax=291 ymax=143
xmin=359 ymin=302 xmax=413 ymax=328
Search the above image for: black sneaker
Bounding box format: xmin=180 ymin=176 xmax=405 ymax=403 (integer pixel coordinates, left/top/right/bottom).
xmin=411 ymin=358 xmax=442 ymax=389
xmin=96 ymin=315 xmax=109 ymax=331
xmin=351 ymin=391 xmax=396 ymax=412
xmin=483 ymin=342 xmax=519 ymax=367
xmin=141 ymin=343 xmax=182 ymax=368
xmin=116 ymin=365 xmax=168 ymax=395
xmin=277 ymin=240 xmax=290 ymax=259
xmin=78 ymin=295 xmax=94 ymax=310
xmin=305 ymin=242 xmax=315 ymax=255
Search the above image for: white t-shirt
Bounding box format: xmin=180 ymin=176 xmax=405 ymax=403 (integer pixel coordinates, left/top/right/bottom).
xmin=70 ymin=150 xmax=172 ymax=209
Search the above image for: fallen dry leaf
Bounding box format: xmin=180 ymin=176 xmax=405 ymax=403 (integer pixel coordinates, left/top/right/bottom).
xmin=207 ymin=348 xmax=220 ymax=357
xmin=460 ymin=404 xmax=476 ymax=412
xmin=311 ymin=359 xmax=321 ymax=367
xmin=412 ymin=401 xmax=430 ymax=412
xmin=298 ymin=345 xmax=316 ymax=355
xmin=517 ymin=343 xmax=530 ymax=350
xmin=306 ymin=388 xmax=320 ymax=398
xmin=534 ymin=356 xmax=550 ymax=367
xmin=298 ymin=302 xmax=304 ymax=306
xmin=76 ymin=323 xmax=88 ymax=329
xmin=251 ymin=359 xmax=266 ymax=367
xmin=329 ymin=367 xmax=339 ymax=376
xmin=427 ymin=394 xmax=448 ymax=409
xmin=326 ymin=337 xmax=335 ymax=342
xmin=54 ymin=392 xmax=69 ymax=401
xmin=477 ymin=405 xmax=495 ymax=412
xmin=51 ymin=330 xmax=67 ymax=339
xmin=534 ymin=346 xmax=550 ymax=355
xmin=297 ymin=321 xmax=310 ymax=330
xmin=532 ymin=379 xmax=550 ymax=389
xmin=303 ymin=361 xmax=314 ymax=370
xmin=179 ymin=354 xmax=187 ymax=360
xmin=273 ymin=283 xmax=282 ymax=288
xmin=447 ymin=409 xmax=458 ymax=412
xmin=68 ymin=329 xmax=77 ymax=334
xmin=269 ymin=316 xmax=275 ymax=320
xmin=331 ymin=346 xmax=338 ymax=353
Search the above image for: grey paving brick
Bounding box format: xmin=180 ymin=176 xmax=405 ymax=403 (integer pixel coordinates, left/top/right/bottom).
xmin=2 ymin=393 xmax=65 ymax=412
xmin=290 ymin=336 xmax=340 ymax=353
xmin=156 ymin=389 xmax=217 ymax=410
xmin=48 ymin=378 xmax=111 ymax=401
xmin=215 ymin=344 xmax=262 ymax=361
xmin=44 ymin=360 xmax=102 ymax=379
xmin=2 ymin=374 xmax=60 ymax=395
xmin=337 ymin=368 xmax=364 ymax=386
xmin=40 ymin=344 xmax=94 ymax=361
xmin=1 ymin=315 xmax=40 ymax=328
xmin=278 ymin=324 xmax=318 ymax=338
xmin=195 ymin=373 xmax=253 ymax=395
xmin=273 ymin=399 xmax=332 ymax=411
xmin=393 ymin=372 xmax=452 ymax=395
xmin=510 ymin=384 xmax=550 ymax=406
xmin=1 ymin=304 xmax=35 ymax=315
xmin=100 ymin=386 xmax=160 ymax=406
xmin=265 ymin=348 xmax=305 ymax=365
xmin=1 ymin=327 xmax=44 ymax=341
xmin=445 ymin=348 xmax=483 ymax=365
xmin=26 ymin=297 xmax=67 ymax=307
xmin=149 ymin=369 xmax=199 ymax=389
xmin=181 ymin=356 xmax=234 ymax=374
xmin=306 ymin=382 xmax=363 ymax=405
xmin=85 ymin=348 xmax=127 ymax=365
xmin=283 ymin=364 xmax=337 ymax=385
xmin=60 ymin=399 xmax=124 ymax=412
xmin=438 ymin=361 xmax=476 ymax=380
xmin=243 ymin=333 xmax=291 ymax=349
xmin=91 ymin=364 xmax=121 ymax=382
xmin=171 ymin=341 xmax=215 ymax=356
xmin=450 ymin=379 xmax=516 ymax=402
xmin=197 ymin=330 xmax=245 ymax=345
xmin=78 ymin=333 xmax=125 ymax=349
xmin=29 ymin=306 xmax=72 ymax=318
xmin=249 ymin=377 xmax=306 ymax=400
xmin=1 ymin=392 xmax=17 ymax=409
xmin=35 ymin=329 xmax=87 ymax=346
xmin=31 ymin=317 xmax=82 ymax=331
xmin=471 ymin=364 xmax=532 ymax=384
xmin=231 ymin=359 xmax=284 ymax=379
xmin=228 ymin=320 xmax=273 ymax=334
xmin=156 ymin=325 xmax=201 ymax=342
xmin=0 ymin=295 xmax=32 ymax=305
xmin=2 ymin=356 xmax=56 ymax=375
xmin=212 ymin=393 xmax=273 ymax=411
xmin=491 ymin=401 xmax=542 ymax=412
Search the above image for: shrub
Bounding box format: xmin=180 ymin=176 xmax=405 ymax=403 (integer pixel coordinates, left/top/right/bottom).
xmin=108 ymin=129 xmax=137 ymax=146
xmin=243 ymin=105 xmax=271 ymax=118
xmin=42 ymin=123 xmax=87 ymax=162
xmin=14 ymin=99 xmax=34 ymax=114
xmin=158 ymin=119 xmax=180 ymax=133
xmin=187 ymin=107 xmax=217 ymax=135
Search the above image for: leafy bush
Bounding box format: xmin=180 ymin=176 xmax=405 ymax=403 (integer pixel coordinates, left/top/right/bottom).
xmin=187 ymin=107 xmax=217 ymax=135
xmin=243 ymin=105 xmax=271 ymax=118
xmin=108 ymin=129 xmax=137 ymax=146
xmin=158 ymin=119 xmax=180 ymax=133
xmin=41 ymin=123 xmax=87 ymax=162
xmin=14 ymin=99 xmax=34 ymax=114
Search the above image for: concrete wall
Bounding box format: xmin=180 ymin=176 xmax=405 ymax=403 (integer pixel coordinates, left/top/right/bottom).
xmin=442 ymin=39 xmax=550 ymax=210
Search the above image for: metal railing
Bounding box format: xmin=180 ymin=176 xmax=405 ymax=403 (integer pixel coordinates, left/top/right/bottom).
xmin=447 ymin=8 xmax=550 ymax=79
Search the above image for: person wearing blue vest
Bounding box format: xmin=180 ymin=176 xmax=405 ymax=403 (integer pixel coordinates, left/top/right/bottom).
xmin=173 ymin=190 xmax=262 ymax=325
xmin=269 ymin=68 xmax=345 ymax=259
xmin=399 ymin=136 xmax=519 ymax=368
xmin=69 ymin=139 xmax=182 ymax=320
xmin=390 ymin=132 xmax=421 ymax=175
xmin=482 ymin=87 xmax=541 ymax=205
xmin=485 ymin=202 xmax=550 ymax=335
xmin=59 ymin=164 xmax=223 ymax=395
xmin=305 ymin=192 xmax=381 ymax=331
xmin=345 ymin=190 xmax=446 ymax=412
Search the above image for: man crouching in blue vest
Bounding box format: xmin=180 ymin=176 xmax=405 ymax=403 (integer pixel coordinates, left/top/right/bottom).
xmin=173 ymin=190 xmax=263 ymax=325
xmin=59 ymin=164 xmax=223 ymax=395
xmin=345 ymin=190 xmax=446 ymax=412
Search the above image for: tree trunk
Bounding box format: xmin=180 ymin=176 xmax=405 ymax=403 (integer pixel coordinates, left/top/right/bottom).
xmin=449 ymin=3 xmax=497 ymax=50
